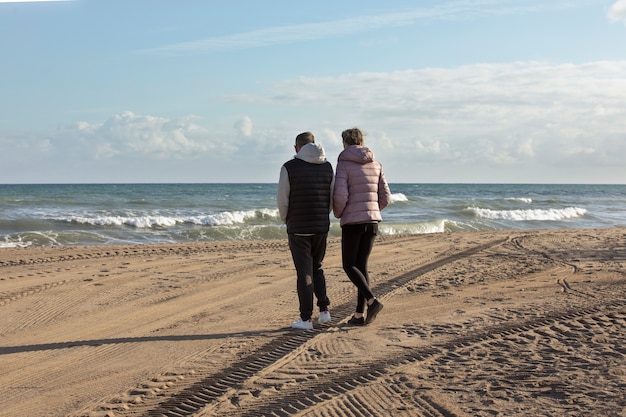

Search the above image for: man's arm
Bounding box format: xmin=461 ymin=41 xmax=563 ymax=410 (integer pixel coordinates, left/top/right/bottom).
xmin=276 ymin=166 xmax=290 ymax=223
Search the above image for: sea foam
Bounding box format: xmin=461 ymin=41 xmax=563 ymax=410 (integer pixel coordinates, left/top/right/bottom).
xmin=390 ymin=193 xmax=408 ymax=203
xmin=504 ymin=197 xmax=533 ymax=203
xmin=380 ymin=219 xmax=447 ymax=235
xmin=58 ymin=208 xmax=280 ymax=229
xmin=468 ymin=206 xmax=587 ymax=221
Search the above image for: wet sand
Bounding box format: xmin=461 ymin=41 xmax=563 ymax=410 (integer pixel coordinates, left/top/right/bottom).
xmin=0 ymin=228 xmax=625 ymax=416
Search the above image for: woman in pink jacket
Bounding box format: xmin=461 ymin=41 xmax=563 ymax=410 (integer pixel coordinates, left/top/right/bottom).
xmin=333 ymin=127 xmax=391 ymax=325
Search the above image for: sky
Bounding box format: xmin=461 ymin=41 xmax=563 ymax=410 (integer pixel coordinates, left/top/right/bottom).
xmin=1 ymin=0 xmax=625 ymax=184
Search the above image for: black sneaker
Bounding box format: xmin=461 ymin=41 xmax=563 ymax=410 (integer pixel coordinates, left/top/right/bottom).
xmin=365 ymin=300 xmax=383 ymax=325
xmin=347 ymin=315 xmax=364 ymax=326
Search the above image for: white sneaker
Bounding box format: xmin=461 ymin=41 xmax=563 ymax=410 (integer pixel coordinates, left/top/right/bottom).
xmin=318 ymin=310 xmax=331 ymax=324
xmin=291 ymin=319 xmax=313 ymax=330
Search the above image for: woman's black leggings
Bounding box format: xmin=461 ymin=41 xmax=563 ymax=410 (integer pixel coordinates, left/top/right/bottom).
xmin=341 ymin=222 xmax=378 ymax=314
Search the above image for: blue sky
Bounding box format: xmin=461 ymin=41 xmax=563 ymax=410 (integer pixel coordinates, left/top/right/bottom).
xmin=1 ymin=0 xmax=625 ymax=184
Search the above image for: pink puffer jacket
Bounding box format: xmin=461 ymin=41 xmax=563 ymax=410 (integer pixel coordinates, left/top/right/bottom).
xmin=333 ymin=145 xmax=391 ymax=227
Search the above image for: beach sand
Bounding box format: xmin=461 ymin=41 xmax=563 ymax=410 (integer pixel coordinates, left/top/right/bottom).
xmin=1 ymin=228 xmax=625 ymax=417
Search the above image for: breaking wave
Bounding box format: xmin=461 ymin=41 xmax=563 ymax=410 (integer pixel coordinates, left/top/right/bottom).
xmin=56 ymin=208 xmax=280 ymax=228
xmin=467 ymin=206 xmax=587 ymax=221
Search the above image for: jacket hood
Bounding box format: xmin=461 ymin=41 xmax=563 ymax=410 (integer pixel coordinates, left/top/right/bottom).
xmin=295 ymin=142 xmax=327 ymax=164
xmin=338 ymin=145 xmax=375 ymax=165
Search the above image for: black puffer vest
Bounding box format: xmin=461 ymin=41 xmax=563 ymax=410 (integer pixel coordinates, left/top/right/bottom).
xmin=283 ymin=158 xmax=333 ymax=234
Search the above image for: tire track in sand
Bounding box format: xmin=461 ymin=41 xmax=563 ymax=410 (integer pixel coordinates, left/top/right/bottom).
xmin=82 ymin=232 xmax=626 ymax=416
xmin=79 ymin=238 xmax=508 ymax=417
xmin=223 ymin=295 xmax=626 ymax=417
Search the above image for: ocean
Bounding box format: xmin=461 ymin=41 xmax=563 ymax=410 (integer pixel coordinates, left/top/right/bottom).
xmin=0 ymin=183 xmax=624 ymax=248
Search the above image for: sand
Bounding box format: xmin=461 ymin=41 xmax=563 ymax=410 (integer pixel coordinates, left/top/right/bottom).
xmin=0 ymin=228 xmax=625 ymax=417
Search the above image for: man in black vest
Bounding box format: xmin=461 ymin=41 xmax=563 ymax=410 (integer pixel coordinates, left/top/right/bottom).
xmin=277 ymin=131 xmax=334 ymax=329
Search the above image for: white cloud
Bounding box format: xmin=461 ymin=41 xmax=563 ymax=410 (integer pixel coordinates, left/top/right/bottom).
xmin=608 ymin=0 xmax=626 ymax=23
xmin=416 ymin=139 xmax=446 ymax=154
xmin=144 ymin=0 xmax=586 ymax=55
xmin=2 ymin=61 xmax=625 ymax=183
xmin=319 ymin=128 xmax=342 ymax=148
xmin=517 ymin=139 xmax=536 ymax=158
xmin=219 ymin=60 xmax=625 ymax=182
xmin=234 ymin=115 xmax=253 ymax=137
xmin=56 ymin=111 xmax=236 ymax=160
xmin=0 ymin=111 xmax=292 ymax=183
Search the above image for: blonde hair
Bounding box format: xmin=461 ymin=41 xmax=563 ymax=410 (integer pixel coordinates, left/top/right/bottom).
xmin=341 ymin=128 xmax=364 ymax=146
